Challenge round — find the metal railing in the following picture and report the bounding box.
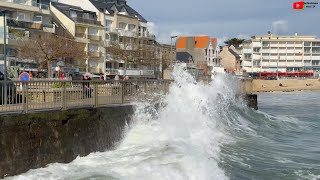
[88,34,101,41]
[88,51,101,58]
[0,80,171,114]
[6,18,43,30]
[0,0,49,10]
[71,17,101,26]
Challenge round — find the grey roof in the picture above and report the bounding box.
[89,0,147,22]
[51,2,102,26]
[52,2,90,13]
[176,52,193,63]
[228,49,241,58]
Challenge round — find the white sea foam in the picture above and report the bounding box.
[6,65,239,180]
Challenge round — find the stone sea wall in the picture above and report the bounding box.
[0,105,134,178]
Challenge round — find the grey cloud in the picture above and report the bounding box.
[128,0,320,43]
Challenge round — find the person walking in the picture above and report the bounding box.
[82,74,92,98]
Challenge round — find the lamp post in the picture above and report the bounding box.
[170,35,178,68]
[0,10,7,81]
[1,10,7,105]
[277,54,279,80]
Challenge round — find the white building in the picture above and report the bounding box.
[57,0,157,78]
[242,33,320,73]
[0,0,55,75]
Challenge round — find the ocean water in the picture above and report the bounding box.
[5,66,320,180]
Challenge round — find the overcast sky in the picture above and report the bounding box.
[129,0,320,44]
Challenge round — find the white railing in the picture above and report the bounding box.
[118,69,155,76]
[0,0,49,10]
[0,80,171,114]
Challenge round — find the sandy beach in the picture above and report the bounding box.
[252,79,320,92]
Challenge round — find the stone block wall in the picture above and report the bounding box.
[0,105,134,178]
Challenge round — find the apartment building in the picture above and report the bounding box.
[51,1,104,74]
[0,0,54,75]
[242,33,320,73]
[219,46,242,73]
[161,43,176,66]
[57,0,158,78]
[176,36,221,75]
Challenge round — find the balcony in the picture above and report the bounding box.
[118,69,155,76]
[88,51,101,58]
[71,17,101,26]
[0,0,49,13]
[75,32,86,38]
[105,68,119,75]
[42,23,55,33]
[88,34,101,41]
[139,32,156,39]
[6,18,43,30]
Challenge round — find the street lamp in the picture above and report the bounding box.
[0,10,7,81]
[170,35,178,67]
[0,10,8,105]
[277,54,279,80]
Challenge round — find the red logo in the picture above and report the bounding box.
[293,1,305,10]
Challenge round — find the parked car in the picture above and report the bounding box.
[0,71,18,105]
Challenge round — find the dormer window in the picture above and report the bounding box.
[110,5,118,13]
[70,10,77,18]
[128,24,135,32]
[119,22,126,29]
[119,7,128,15]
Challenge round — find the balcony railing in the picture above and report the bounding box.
[118,69,155,76]
[109,28,138,37]
[6,18,43,30]
[75,32,86,38]
[88,34,101,41]
[139,32,156,39]
[88,51,101,58]
[105,68,119,75]
[71,17,101,26]
[0,0,49,10]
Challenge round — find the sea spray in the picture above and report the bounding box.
[7,65,246,180]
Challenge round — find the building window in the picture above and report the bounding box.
[33,15,42,22]
[312,47,320,53]
[88,44,98,52]
[128,24,136,32]
[17,13,26,20]
[106,62,112,69]
[262,42,270,47]
[304,42,311,46]
[88,27,98,35]
[70,10,77,18]
[304,47,312,54]
[244,53,252,59]
[119,23,126,29]
[105,20,112,31]
[253,60,260,66]
[313,42,320,47]
[110,34,118,42]
[253,47,260,53]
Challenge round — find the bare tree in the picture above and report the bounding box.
[106,37,160,77]
[17,33,87,78]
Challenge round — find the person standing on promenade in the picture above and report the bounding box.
[82,74,92,98]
